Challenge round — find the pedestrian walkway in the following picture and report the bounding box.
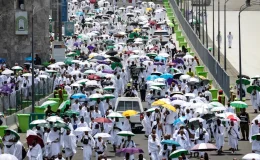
[205,11,260,78]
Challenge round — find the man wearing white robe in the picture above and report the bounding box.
[47,127,60,158]
[82,131,95,160]
[227,121,240,152]
[195,123,209,156]
[142,112,152,137]
[214,119,225,153]
[63,129,77,159]
[13,140,23,160]
[94,137,107,160]
[148,134,160,160]
[250,89,260,113]
[176,130,190,150]
[122,136,136,160]
[3,130,16,154]
[227,32,233,48]
[27,142,42,160]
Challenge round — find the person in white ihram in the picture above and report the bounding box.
[227,32,233,48]
[216,31,222,48]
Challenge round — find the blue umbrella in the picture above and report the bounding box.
[146,75,159,81]
[76,11,84,16]
[173,116,187,125]
[161,140,181,147]
[0,58,6,63]
[93,55,106,60]
[160,73,173,80]
[154,56,166,61]
[25,57,35,62]
[71,93,87,99]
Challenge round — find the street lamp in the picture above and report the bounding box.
[238,1,259,100]
[217,0,220,62]
[31,5,35,113]
[205,1,208,48]
[224,0,231,70]
[212,0,215,56]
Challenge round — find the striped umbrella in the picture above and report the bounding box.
[191,143,217,151]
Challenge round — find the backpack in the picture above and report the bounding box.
[22,146,26,159]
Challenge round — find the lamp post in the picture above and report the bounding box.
[198,0,201,38]
[201,0,205,45]
[224,0,230,70]
[217,0,220,62]
[205,1,208,48]
[212,0,215,56]
[31,5,35,113]
[238,1,259,100]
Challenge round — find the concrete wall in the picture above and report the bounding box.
[6,93,53,130]
[0,0,50,66]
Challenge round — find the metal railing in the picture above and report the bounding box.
[169,0,230,97]
[0,77,54,115]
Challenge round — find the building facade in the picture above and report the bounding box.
[0,0,50,66]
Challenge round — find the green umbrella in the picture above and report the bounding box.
[147,53,158,56]
[103,94,115,99]
[64,57,73,65]
[168,22,174,27]
[4,129,20,140]
[105,40,115,45]
[58,100,71,112]
[40,100,58,108]
[106,45,115,49]
[208,47,213,51]
[64,110,79,116]
[247,85,260,93]
[236,78,250,85]
[251,133,260,140]
[66,52,77,57]
[111,62,122,69]
[117,131,135,137]
[169,149,188,158]
[53,123,67,128]
[103,86,116,90]
[230,101,248,108]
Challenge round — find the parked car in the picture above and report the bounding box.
[114,97,144,131]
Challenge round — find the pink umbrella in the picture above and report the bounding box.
[93,117,112,123]
[191,143,217,152]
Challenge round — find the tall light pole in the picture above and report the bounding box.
[198,0,201,38]
[212,0,215,56]
[205,1,208,48]
[224,0,230,70]
[217,0,220,62]
[238,1,259,100]
[31,5,35,113]
[202,0,205,45]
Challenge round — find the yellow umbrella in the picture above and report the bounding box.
[133,28,141,32]
[162,104,177,112]
[198,75,207,80]
[123,110,138,117]
[152,100,166,106]
[146,8,152,12]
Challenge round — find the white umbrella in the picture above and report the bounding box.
[150,86,162,91]
[84,70,96,74]
[151,82,166,87]
[171,100,186,106]
[2,69,14,75]
[71,60,81,64]
[71,83,82,87]
[46,69,57,73]
[40,100,58,107]
[38,75,49,79]
[30,119,47,125]
[158,53,170,58]
[85,80,99,87]
[75,126,92,132]
[22,73,32,77]
[195,107,209,114]
[94,133,111,138]
[184,93,196,98]
[188,77,199,85]
[143,60,154,66]
[183,55,194,59]
[103,86,115,90]
[107,112,124,118]
[48,64,61,69]
[209,102,224,108]
[76,79,89,84]
[89,93,104,100]
[11,66,23,70]
[210,106,226,112]
[117,131,135,136]
[55,62,65,66]
[189,117,204,123]
[0,154,18,160]
[96,64,112,71]
[134,38,143,42]
[46,116,63,123]
[71,70,81,75]
[180,75,191,81]
[242,153,260,160]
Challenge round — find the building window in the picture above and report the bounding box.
[18,0,24,10]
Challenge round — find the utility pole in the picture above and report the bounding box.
[31,5,35,113]
[59,0,62,41]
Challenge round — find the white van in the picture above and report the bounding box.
[153,30,170,46]
[114,97,144,130]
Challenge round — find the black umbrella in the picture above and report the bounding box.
[130,22,139,26]
[126,39,134,43]
[109,56,121,62]
[237,74,250,79]
[103,16,110,19]
[173,73,184,79]
[106,11,114,15]
[106,50,118,56]
[95,15,102,19]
